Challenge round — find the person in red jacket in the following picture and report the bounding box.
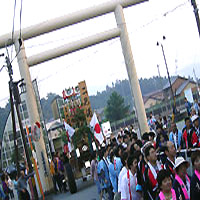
[181,117,199,150]
[144,145,163,200]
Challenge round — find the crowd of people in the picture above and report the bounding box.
[90,108,200,200]
[0,169,34,200]
[0,98,199,200]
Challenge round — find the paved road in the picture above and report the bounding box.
[46,179,99,200]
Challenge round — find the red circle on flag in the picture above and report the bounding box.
[94,123,101,134]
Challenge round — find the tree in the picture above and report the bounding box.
[105,91,130,122]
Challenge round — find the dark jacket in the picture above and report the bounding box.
[173,175,190,200]
[164,158,175,180]
[190,172,200,200]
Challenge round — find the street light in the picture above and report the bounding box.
[19,80,26,94]
[157,36,176,121]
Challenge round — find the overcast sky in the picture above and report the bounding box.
[0,0,200,107]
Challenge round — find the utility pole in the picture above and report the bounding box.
[157,64,165,115]
[193,67,200,101]
[5,55,20,177]
[191,0,200,37]
[160,43,175,101]
[9,82,20,177]
[5,56,39,200]
[157,36,176,121]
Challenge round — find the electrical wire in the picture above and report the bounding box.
[0,0,195,104]
[19,0,23,39]
[10,0,17,60]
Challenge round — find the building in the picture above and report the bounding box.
[1,79,51,170]
[51,80,93,126]
[163,76,197,100]
[46,119,64,154]
[143,89,163,109]
[51,96,65,121]
[143,76,198,109]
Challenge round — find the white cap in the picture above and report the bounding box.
[191,115,199,123]
[175,157,189,169]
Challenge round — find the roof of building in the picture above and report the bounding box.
[143,89,163,103]
[175,79,196,95]
[46,119,63,132]
[162,76,189,90]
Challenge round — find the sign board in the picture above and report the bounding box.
[184,88,194,103]
[101,121,112,138]
[32,122,41,142]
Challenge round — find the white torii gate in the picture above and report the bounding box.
[0,0,149,193]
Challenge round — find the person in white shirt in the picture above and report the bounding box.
[118,152,128,194]
[121,154,142,200]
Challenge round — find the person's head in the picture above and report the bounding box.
[127,154,138,172]
[131,133,138,143]
[148,132,155,142]
[164,141,176,159]
[110,151,115,164]
[160,134,165,143]
[156,124,163,134]
[98,148,105,160]
[185,117,191,129]
[145,145,157,163]
[115,145,124,157]
[111,137,117,145]
[192,115,199,127]
[191,150,200,172]
[123,135,128,144]
[184,97,188,102]
[105,145,110,158]
[157,169,172,192]
[117,135,123,143]
[171,123,177,133]
[191,108,196,116]
[121,151,128,167]
[133,140,143,152]
[175,157,189,179]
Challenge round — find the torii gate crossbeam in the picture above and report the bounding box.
[0,0,147,48]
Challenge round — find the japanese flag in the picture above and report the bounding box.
[90,113,104,144]
[64,121,75,137]
[64,121,75,152]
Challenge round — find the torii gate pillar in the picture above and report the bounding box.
[15,40,53,193]
[115,5,149,134]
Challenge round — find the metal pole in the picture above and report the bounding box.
[191,0,200,38]
[9,81,20,177]
[160,43,176,121]
[160,44,174,100]
[115,5,149,135]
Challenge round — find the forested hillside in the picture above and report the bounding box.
[90,76,168,110]
[0,76,168,138]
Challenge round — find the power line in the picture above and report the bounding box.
[19,0,23,39]
[0,0,194,104]
[11,0,17,60]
